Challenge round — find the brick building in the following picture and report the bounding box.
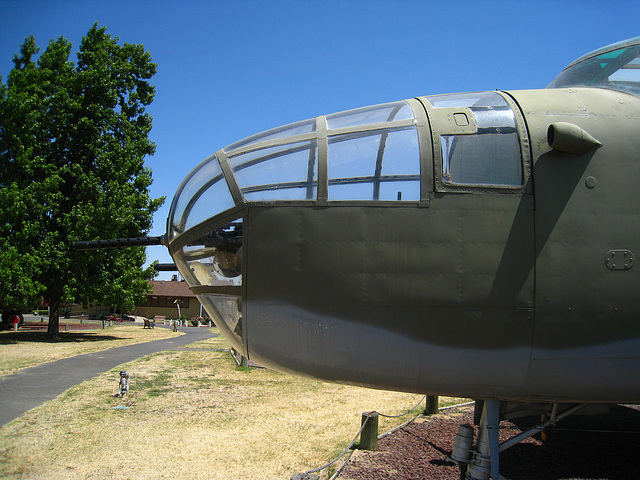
[134,280,203,320]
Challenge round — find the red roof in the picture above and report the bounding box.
[147,280,195,298]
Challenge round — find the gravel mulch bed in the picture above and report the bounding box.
[339,404,640,480]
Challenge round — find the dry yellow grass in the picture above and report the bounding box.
[0,333,466,479]
[0,324,183,377]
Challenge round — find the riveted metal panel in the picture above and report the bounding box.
[510,87,640,402]
[242,196,533,395]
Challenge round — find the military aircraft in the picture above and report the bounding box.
[77,36,640,479]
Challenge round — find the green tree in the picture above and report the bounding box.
[0,24,164,336]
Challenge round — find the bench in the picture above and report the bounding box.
[143,318,155,329]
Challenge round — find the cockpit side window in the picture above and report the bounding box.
[440,134,522,186]
[422,92,524,191]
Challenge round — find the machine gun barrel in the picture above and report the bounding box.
[73,235,166,250]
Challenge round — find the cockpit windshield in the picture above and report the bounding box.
[548,37,640,97]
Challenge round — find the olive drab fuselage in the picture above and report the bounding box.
[168,37,640,404]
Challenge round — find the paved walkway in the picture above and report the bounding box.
[0,326,216,427]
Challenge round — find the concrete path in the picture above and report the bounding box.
[0,326,216,427]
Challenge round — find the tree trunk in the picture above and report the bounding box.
[47,295,60,338]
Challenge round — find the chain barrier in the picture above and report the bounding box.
[378,400,476,442]
[376,395,427,418]
[294,397,475,479]
[293,398,476,480]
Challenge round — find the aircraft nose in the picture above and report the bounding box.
[167,99,429,355]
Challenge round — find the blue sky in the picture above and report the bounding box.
[2,0,639,277]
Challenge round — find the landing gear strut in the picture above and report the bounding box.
[452,400,589,480]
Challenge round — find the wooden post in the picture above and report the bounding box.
[425,395,439,415]
[359,411,379,451]
[240,356,248,368]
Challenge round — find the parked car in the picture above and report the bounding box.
[1,308,24,329]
